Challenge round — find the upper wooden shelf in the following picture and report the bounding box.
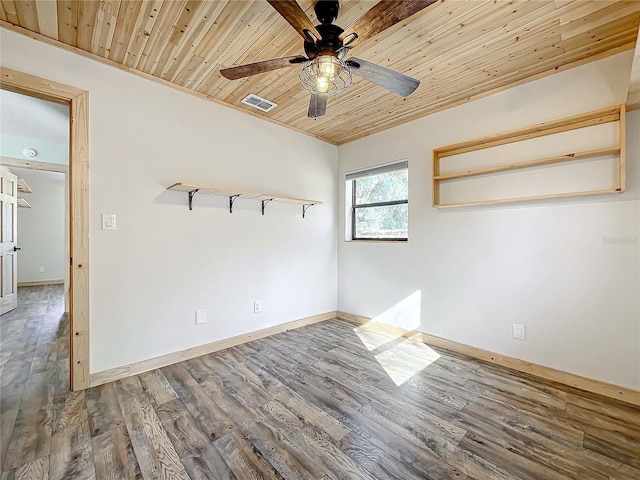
[434,105,621,158]
[167,182,322,218]
[16,177,32,193]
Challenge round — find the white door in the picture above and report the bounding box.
[1,167,18,315]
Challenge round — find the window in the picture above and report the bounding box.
[346,161,408,241]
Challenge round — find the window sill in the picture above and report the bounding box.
[346,239,408,243]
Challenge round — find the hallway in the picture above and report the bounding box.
[1,285,70,478]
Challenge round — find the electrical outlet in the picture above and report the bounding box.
[195,309,206,325]
[39,266,45,273]
[254,301,262,313]
[512,323,526,340]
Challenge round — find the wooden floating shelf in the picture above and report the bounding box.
[436,188,621,209]
[17,197,32,208]
[167,182,322,218]
[435,105,621,158]
[433,147,621,181]
[433,105,626,208]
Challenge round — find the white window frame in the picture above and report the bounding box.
[345,160,408,242]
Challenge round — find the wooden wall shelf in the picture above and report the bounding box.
[432,105,626,207]
[167,182,322,218]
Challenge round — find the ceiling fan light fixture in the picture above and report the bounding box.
[299,55,351,96]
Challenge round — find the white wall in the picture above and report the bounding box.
[1,29,338,373]
[338,52,640,390]
[14,168,66,283]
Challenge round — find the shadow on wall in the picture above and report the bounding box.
[353,291,441,386]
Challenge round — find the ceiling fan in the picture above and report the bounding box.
[220,0,438,118]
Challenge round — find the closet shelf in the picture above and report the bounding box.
[167,182,322,218]
[17,177,32,193]
[17,197,32,208]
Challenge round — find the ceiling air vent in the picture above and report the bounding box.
[241,94,277,112]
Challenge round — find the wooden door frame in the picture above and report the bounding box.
[1,67,90,391]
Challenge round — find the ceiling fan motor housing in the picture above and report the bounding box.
[315,0,340,24]
[305,23,345,59]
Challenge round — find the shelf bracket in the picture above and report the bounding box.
[302,203,315,219]
[229,194,241,213]
[188,189,199,211]
[261,198,274,215]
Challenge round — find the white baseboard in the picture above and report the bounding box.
[337,311,640,407]
[18,279,64,287]
[90,310,337,388]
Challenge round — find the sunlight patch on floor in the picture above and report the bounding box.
[353,291,440,385]
[354,291,421,351]
[374,333,440,386]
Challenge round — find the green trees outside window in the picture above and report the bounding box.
[351,166,408,240]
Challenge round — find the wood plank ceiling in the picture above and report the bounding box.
[1,1,639,145]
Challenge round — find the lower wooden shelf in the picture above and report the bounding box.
[17,197,32,208]
[436,188,621,208]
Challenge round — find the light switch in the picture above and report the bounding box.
[102,214,116,231]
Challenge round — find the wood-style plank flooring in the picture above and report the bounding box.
[2,285,640,479]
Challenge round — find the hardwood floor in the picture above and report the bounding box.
[2,286,639,479]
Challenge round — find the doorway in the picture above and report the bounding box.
[12,168,67,290]
[1,68,90,391]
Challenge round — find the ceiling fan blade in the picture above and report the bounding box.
[220,56,307,80]
[266,0,320,41]
[341,0,438,44]
[308,94,328,118]
[347,58,419,97]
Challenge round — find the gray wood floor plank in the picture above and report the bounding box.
[184,359,327,480]
[207,352,351,443]
[199,354,272,409]
[239,345,373,411]
[1,456,49,480]
[213,430,284,480]
[3,388,52,471]
[85,383,142,479]
[85,383,126,438]
[90,426,142,480]
[114,377,190,480]
[161,362,236,441]
[259,400,375,480]
[336,431,466,480]
[0,381,26,470]
[138,369,179,407]
[235,415,325,480]
[52,391,87,433]
[155,398,235,479]
[48,421,95,480]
